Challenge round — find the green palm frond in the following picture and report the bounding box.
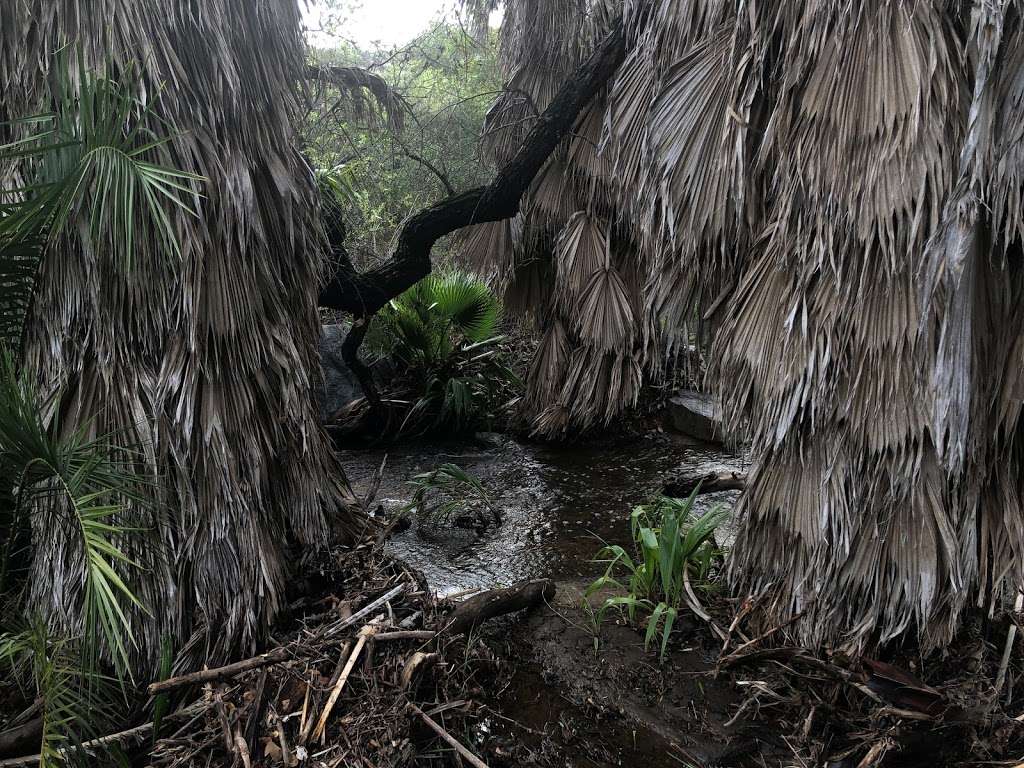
[1,619,127,768]
[363,270,516,436]
[0,230,43,352]
[404,462,501,526]
[0,349,149,678]
[0,53,201,357]
[316,163,360,210]
[426,271,501,342]
[371,272,500,361]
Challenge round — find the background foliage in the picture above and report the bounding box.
[304,4,502,268]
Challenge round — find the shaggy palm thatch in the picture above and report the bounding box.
[0,0,353,669]
[467,0,1024,651]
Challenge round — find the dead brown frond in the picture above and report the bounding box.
[305,64,409,133]
[473,0,1024,651]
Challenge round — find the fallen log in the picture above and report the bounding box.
[444,579,555,635]
[663,471,746,498]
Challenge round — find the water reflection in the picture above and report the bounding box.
[338,433,746,597]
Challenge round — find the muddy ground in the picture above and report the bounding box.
[477,581,773,767]
[467,581,1022,768]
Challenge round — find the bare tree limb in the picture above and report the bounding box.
[318,21,626,318]
[400,146,456,196]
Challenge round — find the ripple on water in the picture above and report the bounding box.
[338,433,747,597]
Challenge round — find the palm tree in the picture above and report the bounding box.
[468,0,1024,651]
[0,0,355,669]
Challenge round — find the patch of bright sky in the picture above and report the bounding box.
[303,0,493,49]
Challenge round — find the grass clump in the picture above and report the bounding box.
[586,491,727,660]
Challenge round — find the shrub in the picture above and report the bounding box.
[366,270,521,435]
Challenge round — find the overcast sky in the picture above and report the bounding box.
[302,0,461,48]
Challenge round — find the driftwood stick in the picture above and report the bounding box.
[270,711,295,768]
[244,669,269,762]
[409,703,490,768]
[997,590,1023,692]
[375,630,437,642]
[400,652,440,690]
[718,610,807,667]
[309,628,375,744]
[297,642,350,746]
[213,689,233,753]
[233,728,252,768]
[298,682,311,742]
[682,568,728,642]
[856,738,894,768]
[148,647,292,695]
[444,579,555,635]
[322,584,407,638]
[663,471,746,498]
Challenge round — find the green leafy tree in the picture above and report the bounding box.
[304,13,502,268]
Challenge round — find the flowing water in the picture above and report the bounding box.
[339,431,746,597]
[339,431,751,765]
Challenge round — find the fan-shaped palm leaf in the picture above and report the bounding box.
[0,57,201,358]
[426,271,502,342]
[555,211,609,301]
[576,266,635,353]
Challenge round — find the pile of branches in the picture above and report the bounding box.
[0,546,553,768]
[148,548,553,768]
[711,598,1024,767]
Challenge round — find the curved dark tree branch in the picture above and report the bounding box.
[318,21,627,318]
[400,146,456,196]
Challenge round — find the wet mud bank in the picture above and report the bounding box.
[479,581,774,767]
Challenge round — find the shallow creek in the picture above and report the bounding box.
[339,431,746,597]
[340,432,752,765]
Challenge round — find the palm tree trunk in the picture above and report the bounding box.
[473,0,1024,651]
[1,0,355,669]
